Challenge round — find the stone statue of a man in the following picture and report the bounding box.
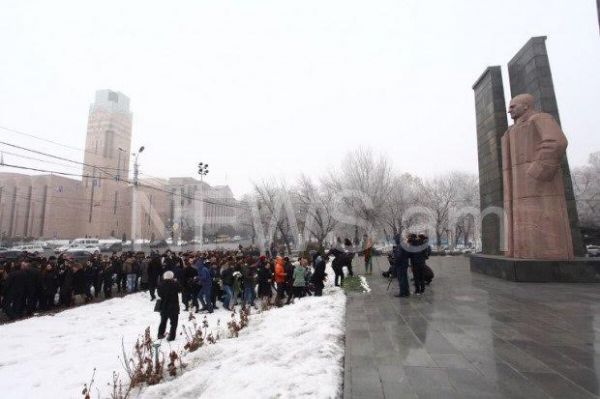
[501,94,574,260]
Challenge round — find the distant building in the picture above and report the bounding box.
[81,90,133,238]
[0,90,241,240]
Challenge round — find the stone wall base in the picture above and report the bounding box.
[469,254,600,282]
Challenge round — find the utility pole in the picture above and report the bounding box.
[88,168,96,223]
[197,162,209,249]
[131,146,144,251]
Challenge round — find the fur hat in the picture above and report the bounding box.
[163,271,174,280]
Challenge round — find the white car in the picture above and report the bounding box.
[56,238,101,254]
[587,245,600,257]
[13,244,45,253]
[64,245,100,255]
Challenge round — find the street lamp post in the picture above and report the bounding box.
[197,162,209,249]
[132,146,145,251]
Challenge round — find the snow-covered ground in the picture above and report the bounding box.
[0,268,345,398]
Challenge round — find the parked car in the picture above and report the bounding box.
[100,241,123,252]
[13,244,45,253]
[55,238,101,254]
[587,245,600,257]
[149,239,168,249]
[0,250,26,264]
[63,250,93,263]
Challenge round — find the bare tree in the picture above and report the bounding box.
[572,151,600,228]
[253,179,298,254]
[382,173,419,241]
[325,148,393,242]
[236,194,257,244]
[450,173,479,247]
[294,175,338,250]
[419,173,460,249]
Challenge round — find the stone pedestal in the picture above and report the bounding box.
[469,254,600,283]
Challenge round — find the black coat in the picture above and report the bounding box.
[102,264,114,285]
[41,267,59,295]
[147,257,162,286]
[5,269,27,297]
[25,267,41,298]
[328,248,346,271]
[72,269,87,295]
[158,279,180,315]
[393,246,410,269]
[182,266,199,291]
[311,256,326,284]
[221,267,234,287]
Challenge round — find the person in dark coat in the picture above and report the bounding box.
[111,253,125,293]
[59,263,74,307]
[256,258,273,303]
[196,258,213,313]
[4,261,27,319]
[72,263,87,302]
[311,252,326,296]
[24,261,41,316]
[343,238,355,277]
[91,255,103,298]
[101,258,114,298]
[242,261,257,307]
[40,259,58,310]
[393,239,411,298]
[157,270,180,341]
[181,261,199,311]
[408,235,428,295]
[147,254,162,301]
[221,262,235,310]
[327,248,345,287]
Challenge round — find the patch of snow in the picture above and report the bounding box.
[359,275,371,293]
[0,260,346,398]
[143,289,345,399]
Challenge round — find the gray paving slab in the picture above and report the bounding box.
[343,255,600,399]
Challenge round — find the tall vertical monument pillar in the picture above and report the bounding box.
[472,67,508,255]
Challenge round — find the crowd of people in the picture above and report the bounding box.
[0,247,329,327]
[153,250,328,340]
[1,234,433,342]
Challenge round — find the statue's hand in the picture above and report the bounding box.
[526,160,559,181]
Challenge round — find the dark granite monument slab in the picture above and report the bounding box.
[472,67,508,255]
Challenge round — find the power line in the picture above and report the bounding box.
[0,140,125,178]
[0,161,249,210]
[0,125,90,154]
[1,150,83,171]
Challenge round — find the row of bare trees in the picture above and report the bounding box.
[236,148,600,254]
[572,151,600,228]
[238,148,480,252]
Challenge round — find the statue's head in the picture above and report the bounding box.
[508,94,535,121]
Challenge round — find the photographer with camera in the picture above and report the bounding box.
[409,234,431,296]
[393,236,411,298]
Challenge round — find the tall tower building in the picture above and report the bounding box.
[82,90,133,238]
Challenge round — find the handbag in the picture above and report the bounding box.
[153,298,162,312]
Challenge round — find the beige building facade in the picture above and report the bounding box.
[0,90,240,241]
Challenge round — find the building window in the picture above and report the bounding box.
[104,130,114,159]
[108,91,118,103]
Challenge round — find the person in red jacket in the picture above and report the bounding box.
[274,256,287,307]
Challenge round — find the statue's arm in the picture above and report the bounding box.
[527,115,568,181]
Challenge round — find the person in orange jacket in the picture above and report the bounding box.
[274,256,287,307]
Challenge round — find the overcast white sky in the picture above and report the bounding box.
[0,0,599,197]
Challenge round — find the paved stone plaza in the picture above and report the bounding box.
[344,256,600,399]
